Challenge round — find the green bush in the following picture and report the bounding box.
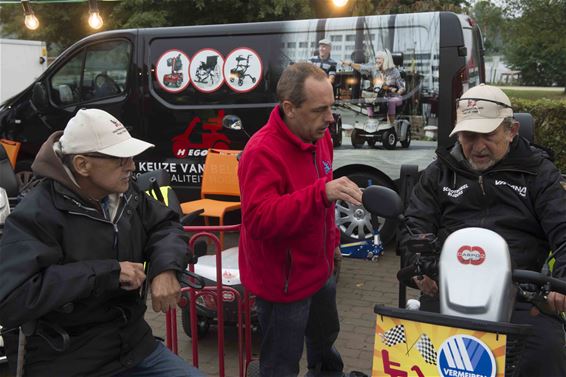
[511,98,566,172]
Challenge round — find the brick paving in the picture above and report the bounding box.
[145,243,419,377]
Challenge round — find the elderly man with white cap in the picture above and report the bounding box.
[0,109,204,376]
[398,84,566,376]
[308,38,338,84]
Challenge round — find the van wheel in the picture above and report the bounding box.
[181,306,210,339]
[382,129,397,150]
[400,127,411,148]
[335,171,397,246]
[351,129,364,149]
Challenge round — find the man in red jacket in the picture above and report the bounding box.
[238,63,363,377]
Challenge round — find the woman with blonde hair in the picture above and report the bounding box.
[343,49,405,124]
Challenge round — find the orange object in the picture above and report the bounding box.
[0,139,21,168]
[180,148,241,248]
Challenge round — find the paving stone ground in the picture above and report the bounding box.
[145,241,419,377]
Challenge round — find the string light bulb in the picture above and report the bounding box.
[88,0,103,30]
[21,0,39,31]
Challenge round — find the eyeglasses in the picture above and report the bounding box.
[457,97,513,109]
[81,153,133,167]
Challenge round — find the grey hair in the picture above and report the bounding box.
[501,117,516,131]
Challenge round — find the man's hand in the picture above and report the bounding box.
[413,275,438,297]
[325,176,362,205]
[119,261,146,291]
[150,270,182,313]
[547,291,566,314]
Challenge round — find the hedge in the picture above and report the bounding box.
[511,98,566,172]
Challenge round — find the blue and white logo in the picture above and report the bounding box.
[322,160,331,174]
[437,335,496,377]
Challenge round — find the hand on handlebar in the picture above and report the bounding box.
[325,176,362,206]
[547,291,566,314]
[413,275,438,297]
[150,270,182,313]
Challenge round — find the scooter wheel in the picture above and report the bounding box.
[246,360,260,377]
[181,305,210,339]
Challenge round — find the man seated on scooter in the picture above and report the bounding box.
[238,63,363,377]
[399,84,566,377]
[0,109,204,377]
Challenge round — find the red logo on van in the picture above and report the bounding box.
[172,109,231,158]
[457,245,486,265]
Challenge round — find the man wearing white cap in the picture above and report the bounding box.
[399,84,566,376]
[0,109,204,376]
[308,38,337,84]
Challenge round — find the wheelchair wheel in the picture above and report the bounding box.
[351,129,365,149]
[400,126,411,148]
[382,129,397,150]
[181,305,210,339]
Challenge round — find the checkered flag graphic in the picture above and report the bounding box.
[380,324,407,347]
[416,333,437,365]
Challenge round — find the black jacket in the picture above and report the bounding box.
[401,136,566,280]
[0,132,190,376]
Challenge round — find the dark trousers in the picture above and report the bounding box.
[511,302,566,377]
[255,276,344,377]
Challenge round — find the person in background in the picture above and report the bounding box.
[0,108,204,377]
[238,63,362,377]
[400,84,566,376]
[309,38,338,85]
[343,49,405,124]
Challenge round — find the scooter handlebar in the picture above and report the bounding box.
[512,269,566,295]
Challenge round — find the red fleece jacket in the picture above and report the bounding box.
[238,105,340,303]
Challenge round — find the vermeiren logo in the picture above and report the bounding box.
[457,245,486,265]
[437,335,496,377]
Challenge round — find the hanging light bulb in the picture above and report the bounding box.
[88,0,103,30]
[332,0,349,7]
[21,0,39,31]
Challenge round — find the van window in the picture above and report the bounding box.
[50,40,131,106]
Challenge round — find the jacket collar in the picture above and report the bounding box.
[269,105,317,153]
[436,136,543,176]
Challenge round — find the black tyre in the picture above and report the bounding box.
[181,305,210,339]
[332,114,343,147]
[335,171,397,246]
[382,129,397,150]
[246,360,260,377]
[400,126,411,148]
[350,128,364,149]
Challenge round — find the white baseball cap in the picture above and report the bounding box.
[319,38,331,46]
[59,109,154,157]
[449,84,514,137]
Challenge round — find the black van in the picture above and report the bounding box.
[0,11,484,244]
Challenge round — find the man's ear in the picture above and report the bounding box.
[281,100,295,119]
[72,155,91,177]
[509,120,520,140]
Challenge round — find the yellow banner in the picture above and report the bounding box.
[373,314,507,377]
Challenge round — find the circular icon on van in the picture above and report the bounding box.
[190,49,225,93]
[224,48,262,93]
[155,49,190,93]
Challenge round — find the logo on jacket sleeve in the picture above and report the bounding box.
[323,160,331,174]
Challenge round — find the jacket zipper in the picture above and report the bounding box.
[478,175,485,196]
[66,194,131,255]
[284,248,292,294]
[312,151,330,276]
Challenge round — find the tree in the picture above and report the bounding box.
[502,0,566,89]
[470,0,506,55]
[0,0,315,55]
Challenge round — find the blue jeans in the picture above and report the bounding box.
[113,342,205,377]
[255,276,344,377]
